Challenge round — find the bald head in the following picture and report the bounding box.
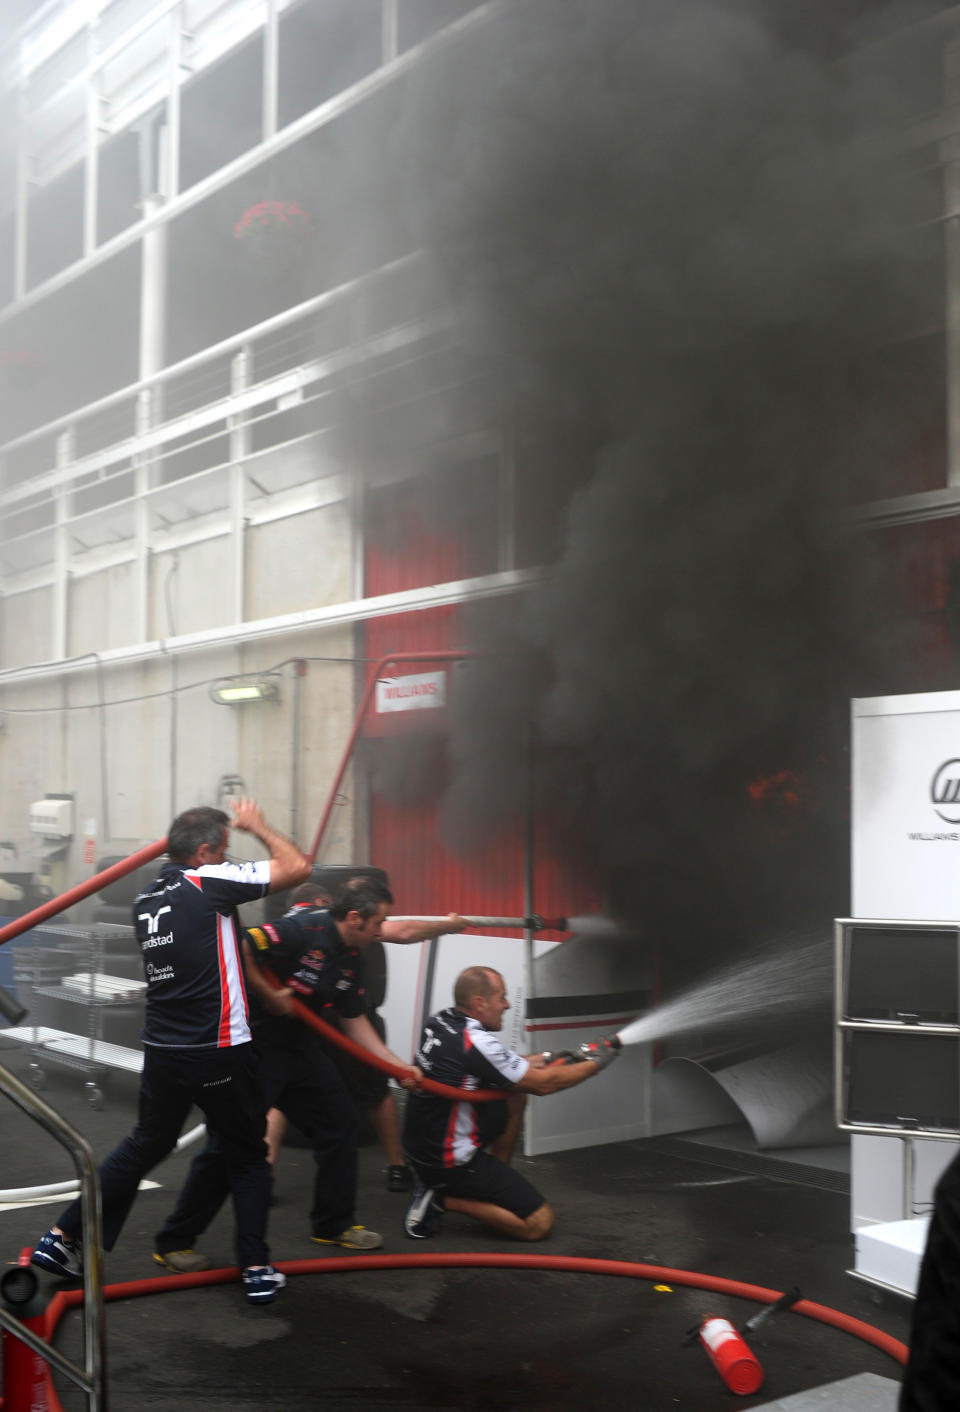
[454,966,510,1031]
[454,966,499,1008]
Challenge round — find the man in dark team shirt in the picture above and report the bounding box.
[402,965,619,1242]
[263,878,468,1194]
[31,798,310,1306]
[152,878,420,1256]
[899,1149,960,1410]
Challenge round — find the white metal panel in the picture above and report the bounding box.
[852,690,960,921]
[379,933,558,1076]
[850,692,960,1292]
[855,1218,928,1295]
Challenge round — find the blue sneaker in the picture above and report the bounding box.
[241,1264,286,1305]
[31,1229,83,1279]
[404,1179,443,1240]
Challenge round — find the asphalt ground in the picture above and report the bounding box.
[0,1042,910,1412]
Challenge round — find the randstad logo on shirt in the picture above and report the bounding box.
[142,933,174,949]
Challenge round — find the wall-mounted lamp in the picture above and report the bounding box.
[210,677,280,705]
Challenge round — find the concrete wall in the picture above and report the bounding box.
[0,499,359,900]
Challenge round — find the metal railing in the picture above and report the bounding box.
[0,252,462,597]
[0,1056,107,1410]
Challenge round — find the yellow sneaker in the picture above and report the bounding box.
[310,1225,383,1251]
[153,1248,210,1274]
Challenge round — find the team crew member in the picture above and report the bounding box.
[31,799,310,1306]
[153,878,421,1257]
[265,881,468,1193]
[899,1148,960,1409]
[402,965,619,1241]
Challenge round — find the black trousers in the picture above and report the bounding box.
[900,1148,960,1411]
[57,1042,271,1270]
[156,1034,358,1248]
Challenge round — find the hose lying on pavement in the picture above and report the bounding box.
[0,1124,207,1207]
[18,1252,906,1412]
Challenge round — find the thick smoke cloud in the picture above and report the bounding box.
[381,0,941,963]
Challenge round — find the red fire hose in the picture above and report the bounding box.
[0,837,506,1103]
[0,861,511,1104]
[0,842,168,950]
[257,966,507,1101]
[5,1254,905,1412]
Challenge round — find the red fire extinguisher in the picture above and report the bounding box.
[2,1256,51,1412]
[698,1315,765,1395]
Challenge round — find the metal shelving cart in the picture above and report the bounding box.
[4,921,144,1108]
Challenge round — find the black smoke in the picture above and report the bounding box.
[380,0,944,966]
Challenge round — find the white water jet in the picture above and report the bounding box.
[617,933,832,1047]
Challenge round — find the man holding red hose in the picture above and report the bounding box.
[31,798,310,1306]
[402,965,619,1241]
[152,877,420,1261]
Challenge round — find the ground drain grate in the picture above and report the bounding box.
[641,1136,851,1195]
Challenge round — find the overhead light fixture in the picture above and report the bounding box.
[210,677,280,705]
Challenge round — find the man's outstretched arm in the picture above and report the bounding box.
[230,797,311,893]
[381,914,468,944]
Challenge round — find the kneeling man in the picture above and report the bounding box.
[402,965,619,1241]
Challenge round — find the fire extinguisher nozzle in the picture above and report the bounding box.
[0,1265,39,1308]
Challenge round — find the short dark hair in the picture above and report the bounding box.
[167,807,230,864]
[329,878,393,921]
[290,881,332,906]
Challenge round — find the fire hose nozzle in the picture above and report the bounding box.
[522,915,568,932]
[576,1035,622,1070]
[741,1285,803,1335]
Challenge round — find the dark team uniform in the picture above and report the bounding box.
[156,903,370,1249]
[245,902,367,1032]
[402,1007,543,1219]
[136,860,270,1048]
[900,1149,960,1410]
[310,940,391,1114]
[56,859,274,1270]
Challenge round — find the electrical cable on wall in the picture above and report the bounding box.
[0,655,382,716]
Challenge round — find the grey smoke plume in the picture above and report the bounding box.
[385,0,941,954]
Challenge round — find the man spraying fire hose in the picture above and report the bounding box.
[402,965,621,1241]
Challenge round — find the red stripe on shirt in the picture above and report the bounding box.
[441,1029,481,1167]
[216,913,232,1047]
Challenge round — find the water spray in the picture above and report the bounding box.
[613,932,832,1049]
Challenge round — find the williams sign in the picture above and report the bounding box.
[931,759,960,824]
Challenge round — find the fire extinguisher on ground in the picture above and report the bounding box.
[2,1254,52,1412]
[697,1315,765,1395]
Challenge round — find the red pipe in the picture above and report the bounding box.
[258,965,505,1102]
[307,649,475,862]
[0,650,475,948]
[0,822,505,1100]
[0,651,475,950]
[12,1254,906,1412]
[0,841,168,950]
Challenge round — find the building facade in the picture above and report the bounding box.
[0,0,595,928]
